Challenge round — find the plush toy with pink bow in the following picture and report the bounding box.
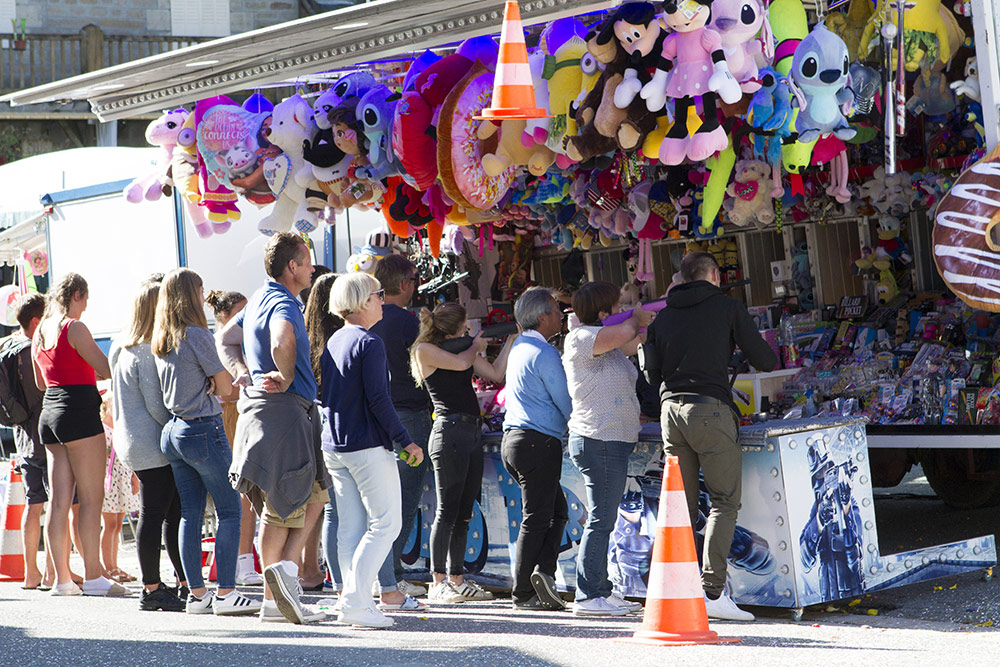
[641,0,743,165]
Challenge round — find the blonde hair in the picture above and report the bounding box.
[409,302,466,386]
[330,272,379,318]
[123,281,161,348]
[151,268,207,356]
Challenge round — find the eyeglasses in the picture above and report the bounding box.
[371,289,385,302]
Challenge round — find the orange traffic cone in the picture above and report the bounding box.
[476,1,547,120]
[622,456,739,646]
[0,461,27,581]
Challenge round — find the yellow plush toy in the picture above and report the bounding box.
[824,0,873,61]
[859,0,951,72]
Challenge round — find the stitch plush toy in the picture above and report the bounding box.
[711,0,773,93]
[641,0,743,164]
[124,108,188,203]
[724,160,775,228]
[789,25,856,144]
[354,85,403,182]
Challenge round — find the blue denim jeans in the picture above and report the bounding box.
[383,407,432,585]
[568,433,636,602]
[324,447,402,614]
[161,414,242,590]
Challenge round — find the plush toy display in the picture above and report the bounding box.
[194,97,242,231]
[354,85,403,181]
[170,112,215,238]
[260,94,322,235]
[824,0,874,61]
[906,59,957,117]
[197,97,276,206]
[950,57,980,102]
[641,0,742,164]
[747,68,793,197]
[856,215,913,271]
[724,160,776,228]
[124,108,188,203]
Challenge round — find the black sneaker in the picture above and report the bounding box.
[513,594,556,611]
[529,571,567,610]
[172,584,189,601]
[140,583,186,612]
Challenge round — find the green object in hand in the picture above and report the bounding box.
[399,450,420,467]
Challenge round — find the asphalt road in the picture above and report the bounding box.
[1,466,996,665]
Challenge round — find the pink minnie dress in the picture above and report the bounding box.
[663,28,723,98]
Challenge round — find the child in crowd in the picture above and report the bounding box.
[100,390,140,583]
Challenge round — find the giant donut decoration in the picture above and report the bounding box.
[438,63,515,211]
[933,144,1000,311]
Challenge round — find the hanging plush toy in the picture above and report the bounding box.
[824,0,874,61]
[194,97,242,232]
[710,0,773,94]
[859,0,952,73]
[197,96,277,206]
[789,25,856,144]
[260,94,322,235]
[641,0,742,164]
[124,108,188,203]
[747,68,793,197]
[170,112,214,238]
[906,59,957,117]
[950,57,980,102]
[354,85,403,182]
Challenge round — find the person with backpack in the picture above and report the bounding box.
[3,294,55,590]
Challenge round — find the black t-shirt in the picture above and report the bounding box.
[425,337,481,417]
[369,304,430,412]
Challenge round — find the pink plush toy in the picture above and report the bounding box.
[710,0,773,93]
[641,0,743,164]
[123,108,188,203]
[195,97,241,231]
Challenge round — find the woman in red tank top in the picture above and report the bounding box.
[32,273,124,597]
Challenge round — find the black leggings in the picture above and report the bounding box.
[134,464,184,586]
[428,418,483,576]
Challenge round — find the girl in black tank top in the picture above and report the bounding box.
[410,303,516,598]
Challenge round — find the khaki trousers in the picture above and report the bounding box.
[661,397,741,598]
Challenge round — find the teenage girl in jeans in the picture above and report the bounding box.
[411,303,515,603]
[152,268,260,616]
[32,272,125,597]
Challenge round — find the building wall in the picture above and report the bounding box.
[15,0,300,37]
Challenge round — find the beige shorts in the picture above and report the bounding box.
[261,481,327,528]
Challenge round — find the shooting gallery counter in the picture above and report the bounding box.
[401,418,995,620]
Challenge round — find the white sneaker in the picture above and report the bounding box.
[704,593,755,621]
[427,580,466,604]
[573,597,629,617]
[186,591,216,614]
[397,580,427,597]
[236,554,263,586]
[338,604,394,628]
[453,580,494,601]
[607,592,642,613]
[213,590,263,616]
[261,602,326,623]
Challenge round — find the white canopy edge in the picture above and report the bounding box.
[0,0,615,122]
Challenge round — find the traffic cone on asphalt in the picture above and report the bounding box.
[0,461,27,581]
[622,456,739,646]
[476,1,548,120]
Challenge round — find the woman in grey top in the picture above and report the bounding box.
[110,278,187,612]
[152,268,260,617]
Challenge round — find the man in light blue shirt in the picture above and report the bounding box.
[501,287,572,610]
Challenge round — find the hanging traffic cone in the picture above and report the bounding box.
[476,1,548,120]
[621,456,739,646]
[0,461,27,581]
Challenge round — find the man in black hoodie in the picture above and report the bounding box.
[642,252,777,622]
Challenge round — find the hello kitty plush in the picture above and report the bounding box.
[641,0,743,164]
[260,95,322,235]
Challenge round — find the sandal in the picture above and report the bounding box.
[110,568,137,583]
[378,594,427,611]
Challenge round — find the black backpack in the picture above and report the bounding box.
[0,335,31,427]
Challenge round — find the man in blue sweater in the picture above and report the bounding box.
[502,287,573,610]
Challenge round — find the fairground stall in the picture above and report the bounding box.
[3,0,1000,617]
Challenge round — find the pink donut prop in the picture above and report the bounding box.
[438,64,515,211]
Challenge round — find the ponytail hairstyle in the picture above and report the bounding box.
[204,289,247,324]
[304,272,344,385]
[409,302,466,386]
[151,268,208,357]
[39,272,88,347]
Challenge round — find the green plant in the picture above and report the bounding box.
[11,18,26,40]
[0,130,23,165]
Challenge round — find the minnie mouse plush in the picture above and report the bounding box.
[641,0,742,164]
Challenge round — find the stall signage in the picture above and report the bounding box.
[836,296,868,319]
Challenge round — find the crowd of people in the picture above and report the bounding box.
[7,233,775,627]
